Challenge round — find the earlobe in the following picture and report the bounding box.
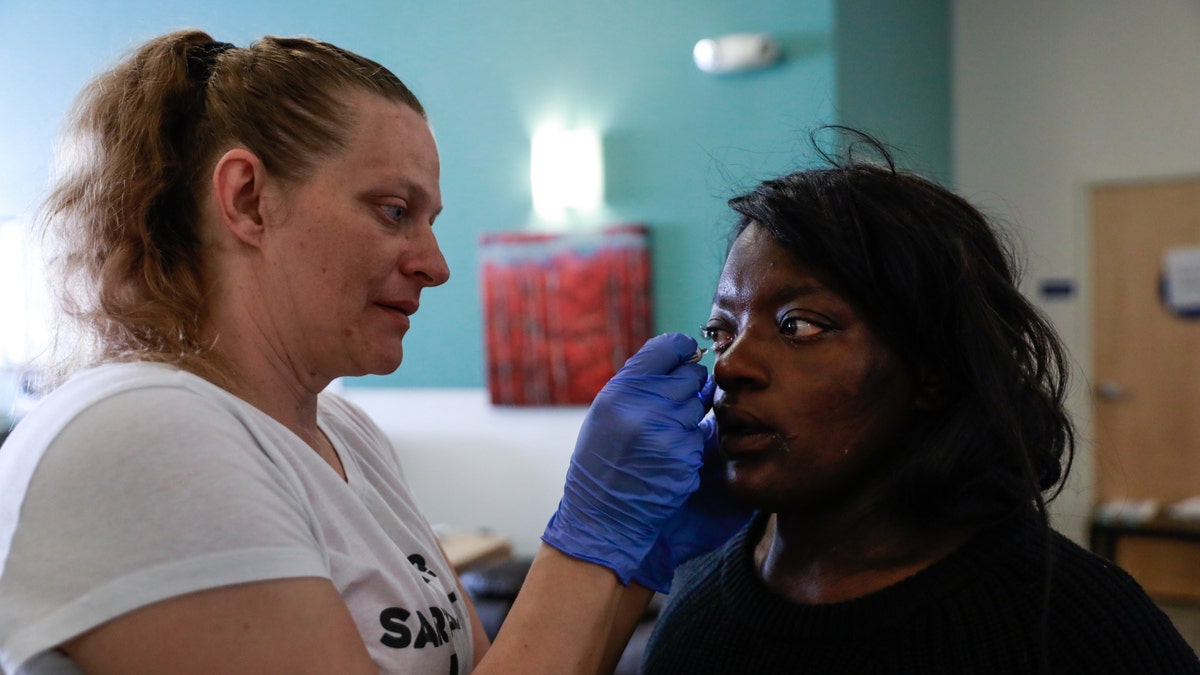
[212,148,268,248]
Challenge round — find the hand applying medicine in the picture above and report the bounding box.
[542,333,710,584]
[633,384,755,593]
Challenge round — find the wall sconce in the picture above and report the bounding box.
[530,124,604,222]
[693,33,781,74]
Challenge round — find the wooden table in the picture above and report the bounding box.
[439,531,513,572]
[1090,514,1200,562]
[1090,514,1200,603]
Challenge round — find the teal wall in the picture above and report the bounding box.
[835,0,951,183]
[0,0,948,388]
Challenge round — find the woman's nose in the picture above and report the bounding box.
[713,331,769,392]
[406,224,450,287]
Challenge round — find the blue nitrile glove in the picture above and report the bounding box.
[632,386,755,593]
[542,333,710,584]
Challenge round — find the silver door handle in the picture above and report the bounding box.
[1096,380,1128,401]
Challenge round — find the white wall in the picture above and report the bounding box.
[342,388,586,557]
[953,0,1200,542]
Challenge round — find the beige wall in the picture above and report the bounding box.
[953,0,1200,542]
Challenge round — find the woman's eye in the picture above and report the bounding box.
[780,314,825,339]
[700,324,733,351]
[380,204,407,222]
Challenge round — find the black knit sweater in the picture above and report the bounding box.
[643,511,1200,674]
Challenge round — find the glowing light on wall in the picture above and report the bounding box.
[530,124,604,222]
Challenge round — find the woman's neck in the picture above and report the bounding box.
[200,324,345,479]
[754,510,975,605]
[223,370,347,481]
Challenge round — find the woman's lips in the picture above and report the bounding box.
[378,298,419,316]
[720,430,782,459]
[376,302,414,330]
[715,408,782,459]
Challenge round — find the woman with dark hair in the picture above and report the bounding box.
[642,130,1200,674]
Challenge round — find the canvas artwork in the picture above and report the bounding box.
[479,224,654,406]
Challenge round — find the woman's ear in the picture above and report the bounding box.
[212,148,269,249]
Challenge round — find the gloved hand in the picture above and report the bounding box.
[542,333,709,584]
[632,387,755,593]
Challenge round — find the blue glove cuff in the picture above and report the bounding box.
[541,508,649,585]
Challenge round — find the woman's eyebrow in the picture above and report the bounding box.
[711,280,831,307]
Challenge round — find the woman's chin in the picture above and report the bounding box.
[341,348,404,380]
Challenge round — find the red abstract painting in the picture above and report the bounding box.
[479,224,654,406]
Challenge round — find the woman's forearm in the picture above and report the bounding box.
[475,545,650,675]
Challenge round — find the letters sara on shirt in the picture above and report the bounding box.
[378,605,462,649]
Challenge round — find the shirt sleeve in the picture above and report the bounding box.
[1,384,330,668]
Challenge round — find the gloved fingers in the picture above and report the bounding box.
[680,395,709,429]
[699,374,716,409]
[699,413,718,452]
[600,388,709,432]
[616,333,700,377]
[604,364,708,403]
[662,394,708,431]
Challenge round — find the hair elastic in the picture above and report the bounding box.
[187,41,236,84]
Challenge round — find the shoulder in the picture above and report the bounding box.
[15,362,245,439]
[0,366,333,674]
[1043,529,1171,620]
[1022,526,1200,670]
[3,363,245,491]
[3,362,321,531]
[963,514,1155,608]
[1042,526,1163,610]
[15,363,273,472]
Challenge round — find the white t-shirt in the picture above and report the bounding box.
[0,362,473,674]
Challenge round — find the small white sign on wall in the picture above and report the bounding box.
[1163,246,1200,314]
